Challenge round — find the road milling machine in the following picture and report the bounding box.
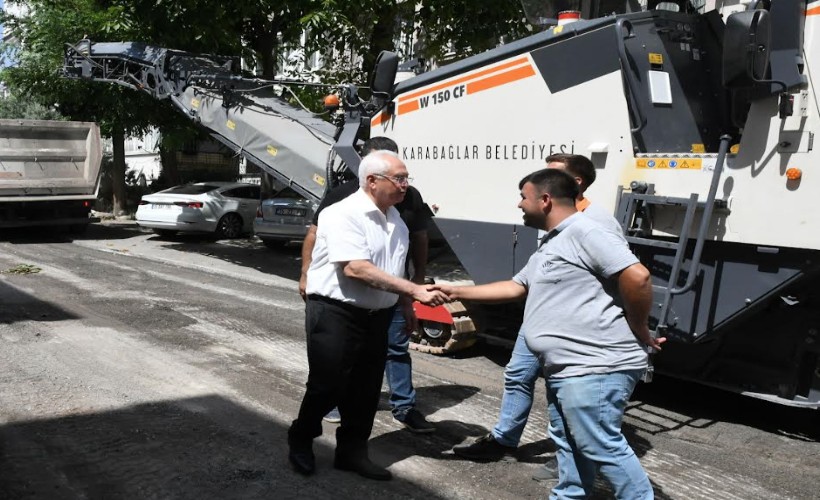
[64,0,820,407]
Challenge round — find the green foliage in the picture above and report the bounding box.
[0,93,66,120]
[1,263,42,275]
[299,0,412,83]
[0,0,532,145]
[0,0,157,137]
[292,0,529,85]
[417,0,530,64]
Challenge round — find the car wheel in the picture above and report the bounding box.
[153,229,178,237]
[262,239,287,250]
[216,213,243,239]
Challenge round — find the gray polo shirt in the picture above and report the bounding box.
[583,201,624,235]
[514,212,647,378]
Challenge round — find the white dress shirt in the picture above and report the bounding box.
[306,188,409,310]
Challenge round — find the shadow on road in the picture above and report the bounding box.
[75,222,148,241]
[0,395,452,500]
[631,374,819,441]
[369,388,672,500]
[0,280,78,325]
[0,226,83,244]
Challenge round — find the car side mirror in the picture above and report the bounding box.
[369,51,398,98]
[723,9,771,89]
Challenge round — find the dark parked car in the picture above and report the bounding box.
[253,188,317,248]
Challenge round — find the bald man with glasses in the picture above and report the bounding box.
[288,149,446,481]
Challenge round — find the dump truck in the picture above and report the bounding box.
[0,119,102,231]
[63,0,819,408]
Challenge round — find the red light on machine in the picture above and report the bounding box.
[323,94,340,112]
[558,10,581,25]
[786,168,802,180]
[82,200,91,207]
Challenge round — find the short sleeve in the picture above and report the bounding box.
[577,226,638,278]
[322,208,371,263]
[512,252,537,288]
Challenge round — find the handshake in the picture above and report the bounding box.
[410,284,459,307]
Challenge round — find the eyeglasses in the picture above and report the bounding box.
[374,174,413,186]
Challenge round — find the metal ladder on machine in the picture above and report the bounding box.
[615,136,732,382]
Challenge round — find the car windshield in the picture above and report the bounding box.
[165,184,220,195]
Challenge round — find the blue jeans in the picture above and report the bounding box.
[385,308,415,416]
[491,330,542,447]
[547,369,652,500]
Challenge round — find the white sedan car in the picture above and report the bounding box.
[136,182,261,239]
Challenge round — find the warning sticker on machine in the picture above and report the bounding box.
[636,158,703,170]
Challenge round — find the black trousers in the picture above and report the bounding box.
[289,295,394,454]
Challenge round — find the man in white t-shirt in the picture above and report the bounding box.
[287,151,447,481]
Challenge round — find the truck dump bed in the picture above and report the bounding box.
[0,119,102,200]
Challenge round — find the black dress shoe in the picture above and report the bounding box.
[289,448,315,475]
[287,430,315,475]
[334,455,392,481]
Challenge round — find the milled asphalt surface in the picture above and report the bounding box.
[0,221,817,499]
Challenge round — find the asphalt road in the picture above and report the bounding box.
[0,222,817,499]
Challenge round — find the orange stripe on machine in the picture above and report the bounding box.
[808,5,820,15]
[371,111,387,127]
[466,65,537,95]
[391,58,535,118]
[401,56,530,101]
[397,100,420,115]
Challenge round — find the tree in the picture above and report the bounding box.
[415,0,530,65]
[1,0,165,215]
[1,0,531,216]
[300,0,411,84]
[0,93,65,120]
[116,0,323,78]
[299,0,528,86]
[1,0,328,214]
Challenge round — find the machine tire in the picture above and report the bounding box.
[409,301,477,355]
[216,213,243,239]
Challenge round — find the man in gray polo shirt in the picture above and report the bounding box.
[437,168,665,499]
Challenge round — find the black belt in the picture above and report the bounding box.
[307,294,394,316]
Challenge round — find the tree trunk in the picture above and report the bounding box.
[363,1,399,77]
[159,143,180,187]
[111,127,127,216]
[255,30,278,78]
